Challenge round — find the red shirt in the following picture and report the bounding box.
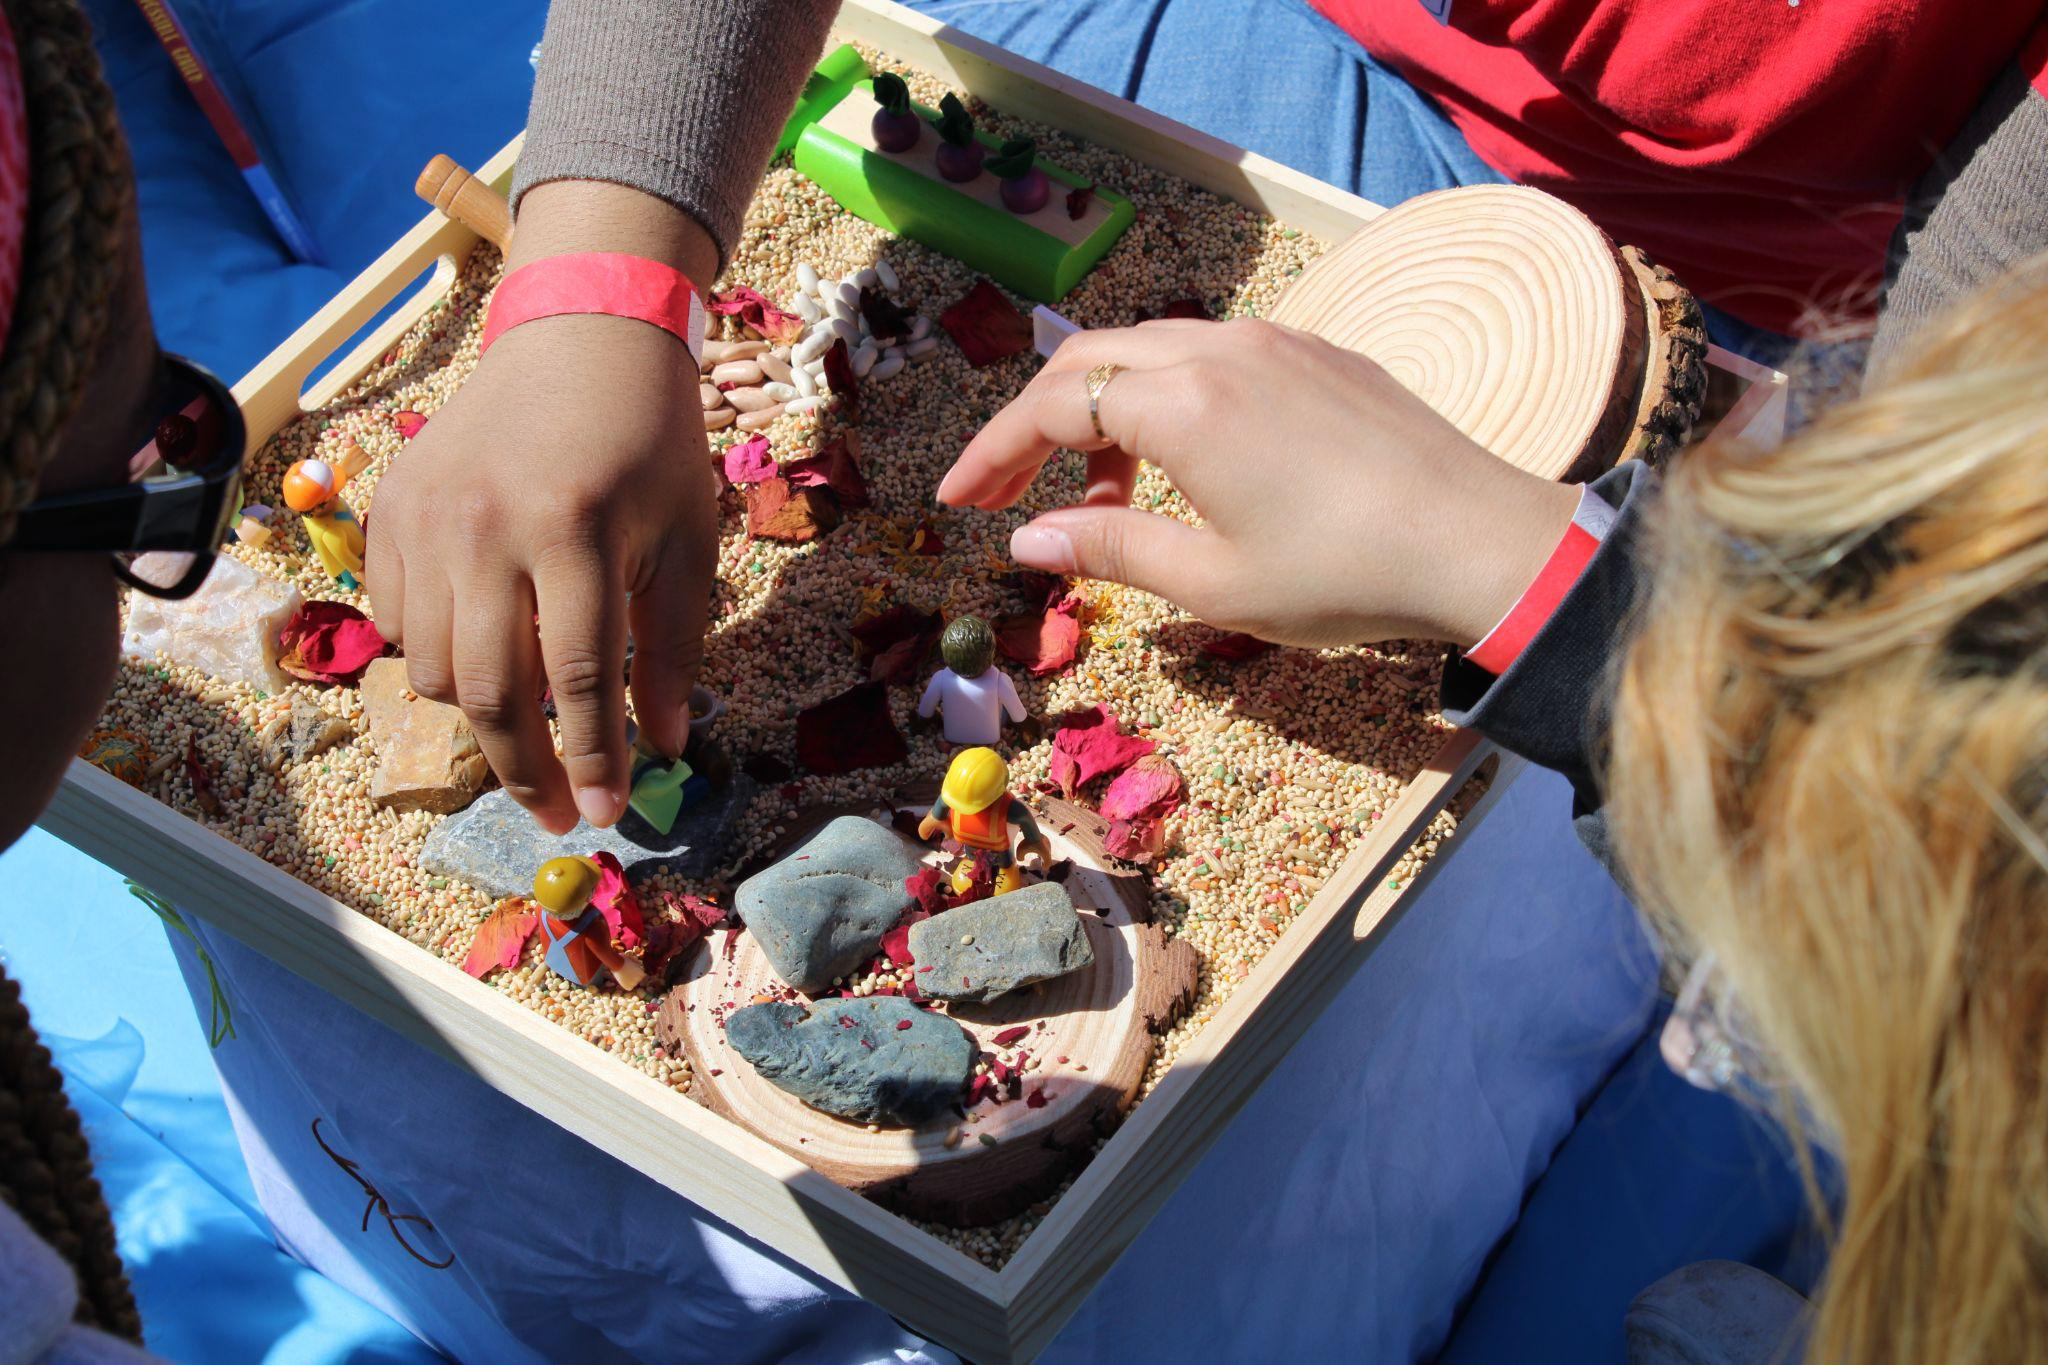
[1312,0,2048,334]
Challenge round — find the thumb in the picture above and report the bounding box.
[1011,507,1220,610]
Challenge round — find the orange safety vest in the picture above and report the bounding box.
[947,793,1011,851]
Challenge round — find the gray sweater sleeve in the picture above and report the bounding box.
[513,0,843,270]
[1868,63,2048,379]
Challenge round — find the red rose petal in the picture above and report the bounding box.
[896,1019,913,1030]
[938,280,1033,367]
[392,410,426,440]
[992,1025,1030,1047]
[746,477,841,543]
[1099,753,1185,822]
[852,602,940,686]
[795,681,908,775]
[277,601,391,686]
[709,286,805,345]
[1026,1087,1048,1108]
[783,433,871,509]
[1048,705,1155,797]
[995,592,1082,676]
[1201,631,1278,661]
[587,850,647,952]
[822,337,858,416]
[722,434,777,486]
[1161,297,1210,320]
[1065,184,1095,220]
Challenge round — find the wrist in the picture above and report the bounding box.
[507,179,719,294]
[1440,472,1583,650]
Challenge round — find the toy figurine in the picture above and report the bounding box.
[917,615,1026,748]
[987,137,1050,215]
[870,72,921,152]
[624,686,729,835]
[532,855,647,990]
[918,746,1050,897]
[931,92,983,183]
[282,442,370,588]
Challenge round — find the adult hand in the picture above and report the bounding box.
[366,182,720,835]
[936,318,1582,650]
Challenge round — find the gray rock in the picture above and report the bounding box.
[735,815,923,994]
[420,776,755,898]
[725,996,974,1125]
[907,882,1093,1003]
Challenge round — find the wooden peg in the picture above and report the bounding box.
[415,153,513,254]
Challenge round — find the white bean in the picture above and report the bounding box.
[827,298,856,327]
[876,259,900,293]
[792,329,832,364]
[761,381,799,401]
[905,335,939,359]
[783,396,825,415]
[792,366,817,397]
[851,341,877,377]
[801,356,827,377]
[829,318,860,346]
[871,351,906,381]
[796,262,820,296]
[793,294,823,323]
[834,280,862,308]
[853,266,880,290]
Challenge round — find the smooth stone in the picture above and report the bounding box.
[796,262,820,295]
[735,405,784,431]
[724,385,778,413]
[907,882,1094,1003]
[710,359,765,386]
[422,775,756,898]
[360,657,488,814]
[792,366,818,397]
[760,381,799,402]
[704,406,736,431]
[871,351,906,381]
[121,555,302,693]
[725,996,974,1126]
[783,396,825,415]
[736,814,923,994]
[756,352,793,385]
[875,259,900,293]
[852,266,881,290]
[699,382,723,411]
[702,339,768,365]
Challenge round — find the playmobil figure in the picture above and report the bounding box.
[532,855,647,990]
[931,92,983,183]
[281,445,370,588]
[987,137,1050,214]
[917,614,1026,747]
[870,72,921,152]
[918,746,1050,897]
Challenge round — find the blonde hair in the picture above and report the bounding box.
[1609,254,2048,1363]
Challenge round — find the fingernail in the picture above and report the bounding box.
[1011,522,1076,573]
[575,785,622,828]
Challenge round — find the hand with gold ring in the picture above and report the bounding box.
[935,318,1582,650]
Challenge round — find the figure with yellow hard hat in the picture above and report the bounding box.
[282,441,371,588]
[917,747,1050,897]
[531,855,647,990]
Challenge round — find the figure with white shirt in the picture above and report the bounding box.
[917,615,1026,748]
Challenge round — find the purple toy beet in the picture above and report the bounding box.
[987,137,1050,214]
[870,73,921,153]
[932,93,983,183]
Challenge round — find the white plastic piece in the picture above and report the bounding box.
[1032,305,1082,358]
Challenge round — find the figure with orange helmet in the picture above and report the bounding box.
[282,441,371,588]
[917,747,1050,897]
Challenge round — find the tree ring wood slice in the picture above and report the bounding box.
[1269,183,1702,482]
[667,798,1196,1227]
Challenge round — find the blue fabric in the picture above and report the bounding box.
[0,829,439,1363]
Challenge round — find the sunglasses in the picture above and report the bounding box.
[7,352,247,599]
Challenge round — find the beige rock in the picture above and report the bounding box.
[121,555,302,692]
[360,657,489,813]
[710,359,765,386]
[724,385,778,413]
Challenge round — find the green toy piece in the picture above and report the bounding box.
[628,754,697,836]
[782,46,1136,303]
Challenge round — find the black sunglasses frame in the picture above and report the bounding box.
[6,352,248,599]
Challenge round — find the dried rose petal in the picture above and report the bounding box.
[709,286,805,345]
[722,434,777,486]
[857,286,912,341]
[1048,705,1155,797]
[996,592,1081,676]
[938,280,1033,367]
[783,434,870,509]
[277,601,391,686]
[852,603,940,686]
[822,338,859,416]
[1100,753,1185,822]
[1162,298,1210,320]
[1065,184,1095,220]
[587,850,647,952]
[795,681,908,774]
[1201,631,1277,662]
[392,410,427,440]
[992,1025,1030,1047]
[746,477,841,543]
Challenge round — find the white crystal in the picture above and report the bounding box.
[122,555,303,693]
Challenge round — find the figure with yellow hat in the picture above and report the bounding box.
[531,855,647,990]
[917,747,1050,897]
[282,441,371,588]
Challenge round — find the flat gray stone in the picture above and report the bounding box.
[420,776,755,898]
[736,815,923,994]
[725,996,974,1126]
[908,882,1093,1003]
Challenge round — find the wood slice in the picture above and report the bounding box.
[666,801,1197,1227]
[1268,183,1703,482]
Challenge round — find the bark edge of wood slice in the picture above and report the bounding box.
[662,797,1195,1228]
[1268,184,1706,480]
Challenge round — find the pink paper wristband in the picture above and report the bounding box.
[479,251,706,364]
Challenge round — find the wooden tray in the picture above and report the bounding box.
[38,3,1787,1358]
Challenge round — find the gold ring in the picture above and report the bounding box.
[1084,362,1125,442]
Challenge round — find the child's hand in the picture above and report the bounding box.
[936,319,1581,650]
[367,316,717,835]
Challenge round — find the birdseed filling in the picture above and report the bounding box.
[99,47,1483,1270]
